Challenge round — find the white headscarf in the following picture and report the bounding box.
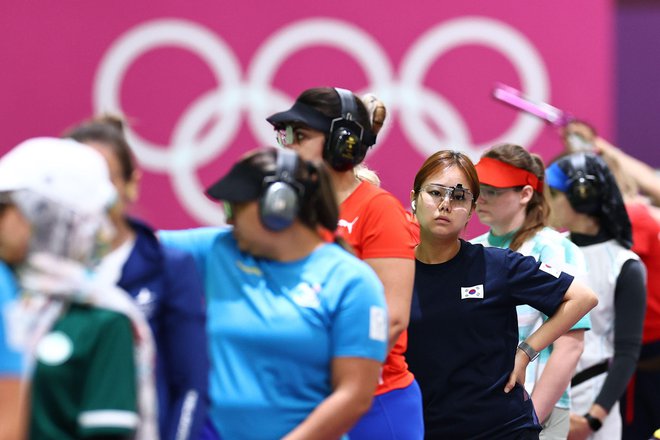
[16,253,159,440]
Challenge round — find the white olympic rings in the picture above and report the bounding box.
[94,16,549,225]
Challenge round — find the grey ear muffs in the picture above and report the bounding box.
[259,149,303,231]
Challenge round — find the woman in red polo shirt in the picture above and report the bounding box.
[267,87,422,439]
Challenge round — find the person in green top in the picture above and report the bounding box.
[0,137,158,440]
[471,143,591,440]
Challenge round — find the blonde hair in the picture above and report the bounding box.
[361,93,387,136]
[355,164,381,186]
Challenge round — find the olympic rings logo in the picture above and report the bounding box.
[94,17,549,225]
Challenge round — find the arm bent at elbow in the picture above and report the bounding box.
[524,280,597,367]
[507,281,595,394]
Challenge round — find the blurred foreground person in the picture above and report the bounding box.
[0,138,158,440]
[0,196,25,439]
[66,116,208,440]
[160,147,388,440]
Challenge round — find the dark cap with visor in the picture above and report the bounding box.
[206,160,267,203]
[267,93,378,152]
[267,100,334,132]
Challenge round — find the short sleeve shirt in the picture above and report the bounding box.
[159,227,387,440]
[407,240,574,439]
[29,305,138,440]
[338,181,417,394]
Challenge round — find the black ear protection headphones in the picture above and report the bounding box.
[566,153,600,214]
[323,88,369,172]
[260,149,304,231]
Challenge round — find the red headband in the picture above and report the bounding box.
[475,157,544,193]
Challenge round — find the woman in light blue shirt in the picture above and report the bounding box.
[160,147,388,440]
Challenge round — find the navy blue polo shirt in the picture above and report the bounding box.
[407,240,574,439]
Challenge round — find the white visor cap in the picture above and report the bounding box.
[0,137,116,215]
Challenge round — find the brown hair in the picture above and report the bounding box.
[482,143,549,251]
[412,150,480,206]
[64,114,136,182]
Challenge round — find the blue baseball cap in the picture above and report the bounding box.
[545,162,570,192]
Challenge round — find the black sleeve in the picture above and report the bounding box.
[594,259,647,411]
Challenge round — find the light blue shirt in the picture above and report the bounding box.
[472,227,591,409]
[160,227,387,440]
[0,261,22,376]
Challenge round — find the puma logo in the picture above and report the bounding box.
[338,216,359,234]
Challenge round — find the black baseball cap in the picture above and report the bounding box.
[206,159,267,203]
[266,100,333,132]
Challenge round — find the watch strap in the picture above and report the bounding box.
[584,413,603,432]
[517,341,539,362]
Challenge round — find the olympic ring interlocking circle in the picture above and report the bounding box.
[94,17,550,225]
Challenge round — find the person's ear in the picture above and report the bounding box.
[409,190,417,214]
[519,185,534,205]
[124,169,142,203]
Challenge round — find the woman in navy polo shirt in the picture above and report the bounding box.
[406,150,598,439]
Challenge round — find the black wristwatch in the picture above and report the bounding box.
[584,413,603,432]
[517,341,539,362]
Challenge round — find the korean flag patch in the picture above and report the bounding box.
[461,284,484,300]
[539,262,561,278]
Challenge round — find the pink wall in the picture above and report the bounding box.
[0,1,613,236]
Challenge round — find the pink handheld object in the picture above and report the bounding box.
[492,83,574,127]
